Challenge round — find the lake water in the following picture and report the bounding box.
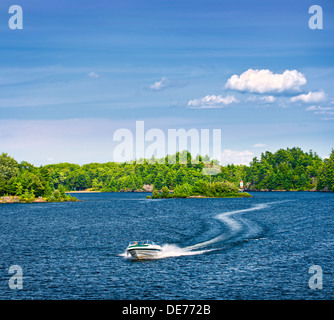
[0,192,333,300]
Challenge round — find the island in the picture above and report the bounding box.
[146,181,252,199]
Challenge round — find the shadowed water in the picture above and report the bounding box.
[0,192,333,299]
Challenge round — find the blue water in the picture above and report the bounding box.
[0,192,333,300]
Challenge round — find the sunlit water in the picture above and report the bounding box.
[0,192,333,299]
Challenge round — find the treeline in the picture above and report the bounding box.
[244,147,334,191]
[44,148,334,192]
[44,148,333,192]
[0,153,77,202]
[1,148,333,198]
[41,152,215,192]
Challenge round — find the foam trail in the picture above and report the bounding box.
[185,203,269,250]
[119,250,130,258]
[157,244,213,259]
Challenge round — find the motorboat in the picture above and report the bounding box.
[126,240,162,259]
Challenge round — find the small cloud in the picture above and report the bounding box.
[305,106,334,121]
[149,77,170,90]
[221,149,254,166]
[225,69,307,94]
[305,105,334,120]
[248,95,276,103]
[290,90,326,103]
[188,95,239,109]
[305,105,333,113]
[88,72,99,79]
[253,143,267,148]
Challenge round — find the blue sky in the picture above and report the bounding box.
[0,0,333,165]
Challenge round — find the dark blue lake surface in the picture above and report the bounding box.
[0,192,333,300]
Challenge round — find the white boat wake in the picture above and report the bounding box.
[157,244,214,258]
[184,203,269,250]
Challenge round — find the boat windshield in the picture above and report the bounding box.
[129,240,156,246]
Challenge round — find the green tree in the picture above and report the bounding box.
[15,182,23,195]
[0,153,19,195]
[161,186,171,198]
[152,189,161,199]
[154,173,164,190]
[173,183,193,198]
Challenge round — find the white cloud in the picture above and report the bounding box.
[221,149,254,166]
[188,95,239,109]
[305,105,334,120]
[305,105,333,112]
[306,105,334,114]
[248,95,276,103]
[290,90,327,103]
[149,77,170,90]
[225,69,307,94]
[253,143,267,148]
[88,72,99,78]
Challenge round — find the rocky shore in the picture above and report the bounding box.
[0,196,46,204]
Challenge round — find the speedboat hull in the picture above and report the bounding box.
[127,247,162,259]
[126,241,162,260]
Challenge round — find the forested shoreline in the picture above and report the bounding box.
[0,153,78,203]
[0,147,333,203]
